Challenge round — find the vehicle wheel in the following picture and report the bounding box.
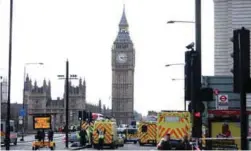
[111,143,115,149]
[14,139,17,145]
[50,147,54,150]
[134,141,137,144]
[70,141,73,143]
[32,147,34,150]
[139,143,143,146]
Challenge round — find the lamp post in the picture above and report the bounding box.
[6,0,13,150]
[167,0,202,142]
[57,60,78,148]
[20,62,44,142]
[165,63,186,110]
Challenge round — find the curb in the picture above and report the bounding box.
[70,146,86,150]
[17,135,63,143]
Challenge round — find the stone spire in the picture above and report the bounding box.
[43,79,47,87]
[79,78,82,87]
[119,4,128,29]
[115,5,132,44]
[83,78,86,87]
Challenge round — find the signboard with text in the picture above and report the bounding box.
[33,115,51,130]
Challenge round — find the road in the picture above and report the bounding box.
[1,134,156,150]
[1,134,65,150]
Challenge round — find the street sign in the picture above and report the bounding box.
[214,89,220,95]
[19,109,26,116]
[19,120,23,125]
[218,94,229,109]
[19,116,23,120]
[219,95,228,103]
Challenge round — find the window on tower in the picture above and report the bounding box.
[122,44,128,48]
[116,45,121,48]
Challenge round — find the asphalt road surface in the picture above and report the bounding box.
[1,135,156,150]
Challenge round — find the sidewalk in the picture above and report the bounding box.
[17,134,64,143]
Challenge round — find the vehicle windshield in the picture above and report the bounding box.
[127,129,137,134]
[117,129,126,134]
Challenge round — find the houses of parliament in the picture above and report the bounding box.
[23,75,111,131]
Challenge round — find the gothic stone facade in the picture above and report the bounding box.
[24,76,111,131]
[111,7,135,125]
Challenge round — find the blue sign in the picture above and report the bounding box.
[19,109,26,117]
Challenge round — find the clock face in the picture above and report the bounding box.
[116,53,127,63]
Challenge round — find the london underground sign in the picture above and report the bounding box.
[218,94,229,109]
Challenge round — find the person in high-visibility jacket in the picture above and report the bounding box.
[97,128,106,150]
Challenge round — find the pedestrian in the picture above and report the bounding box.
[160,134,172,150]
[48,129,54,141]
[178,135,192,150]
[79,129,87,146]
[97,128,106,150]
[36,130,41,141]
[41,130,45,143]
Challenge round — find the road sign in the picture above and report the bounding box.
[19,109,26,117]
[214,89,220,95]
[19,116,23,120]
[219,95,228,103]
[218,94,229,110]
[19,120,23,125]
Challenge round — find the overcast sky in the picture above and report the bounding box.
[0,0,214,115]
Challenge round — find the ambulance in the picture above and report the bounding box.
[92,119,118,149]
[81,120,94,147]
[157,111,191,144]
[1,120,18,145]
[138,121,157,146]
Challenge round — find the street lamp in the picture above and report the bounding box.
[167,20,195,24]
[20,62,44,141]
[171,78,184,81]
[6,0,14,149]
[57,60,78,148]
[171,78,186,111]
[165,63,185,67]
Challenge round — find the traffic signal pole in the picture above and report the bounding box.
[194,0,202,145]
[239,65,248,150]
[238,28,250,150]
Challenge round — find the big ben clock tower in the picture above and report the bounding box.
[111,6,135,124]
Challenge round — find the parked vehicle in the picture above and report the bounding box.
[1,120,17,145]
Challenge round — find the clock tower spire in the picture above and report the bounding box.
[111,5,135,125]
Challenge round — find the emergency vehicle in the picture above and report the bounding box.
[157,111,191,143]
[80,112,103,147]
[124,127,138,144]
[138,121,157,146]
[81,121,94,147]
[1,120,17,145]
[92,119,119,149]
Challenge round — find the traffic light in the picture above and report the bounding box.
[185,51,192,100]
[231,27,251,93]
[78,111,82,120]
[200,87,213,101]
[83,110,87,121]
[194,112,201,118]
[89,112,93,122]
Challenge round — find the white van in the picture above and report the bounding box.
[1,120,18,145]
